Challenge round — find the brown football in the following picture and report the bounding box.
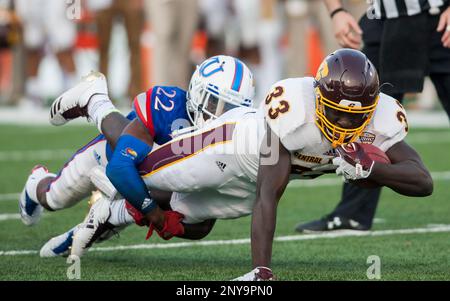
[352,144,391,188]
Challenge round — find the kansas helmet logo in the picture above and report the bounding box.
[199,56,224,77]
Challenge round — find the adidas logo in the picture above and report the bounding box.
[93,150,102,165]
[327,217,342,229]
[216,161,227,172]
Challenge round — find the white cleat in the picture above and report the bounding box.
[40,226,79,258]
[49,71,108,126]
[19,165,52,226]
[71,195,112,258]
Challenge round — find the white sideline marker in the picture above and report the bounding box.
[1,225,450,257]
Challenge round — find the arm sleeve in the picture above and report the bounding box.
[106,134,156,214]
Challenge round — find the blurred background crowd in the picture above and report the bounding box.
[0,0,442,111]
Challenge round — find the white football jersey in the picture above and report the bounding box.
[262,77,408,179]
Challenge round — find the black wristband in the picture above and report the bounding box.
[330,7,347,19]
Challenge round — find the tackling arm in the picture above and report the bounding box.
[105,119,167,230]
[369,141,433,197]
[100,112,132,150]
[251,129,291,268]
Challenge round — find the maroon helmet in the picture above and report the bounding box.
[314,49,380,147]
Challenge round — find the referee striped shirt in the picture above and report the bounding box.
[371,0,450,19]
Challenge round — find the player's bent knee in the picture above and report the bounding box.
[45,194,72,211]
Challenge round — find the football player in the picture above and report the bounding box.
[49,49,432,281]
[235,49,433,280]
[19,55,255,255]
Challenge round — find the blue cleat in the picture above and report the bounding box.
[19,165,50,226]
[40,226,79,258]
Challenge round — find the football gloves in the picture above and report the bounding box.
[146,210,185,240]
[125,200,147,226]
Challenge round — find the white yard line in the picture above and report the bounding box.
[0,193,20,202]
[0,213,21,221]
[1,225,450,256]
[406,134,450,144]
[0,149,74,162]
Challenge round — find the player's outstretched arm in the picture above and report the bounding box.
[251,130,291,270]
[106,119,156,215]
[369,141,433,197]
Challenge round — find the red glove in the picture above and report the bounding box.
[125,200,147,226]
[146,210,185,240]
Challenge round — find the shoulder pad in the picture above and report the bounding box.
[363,93,408,151]
[371,93,408,139]
[264,78,315,150]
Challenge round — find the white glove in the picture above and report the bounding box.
[232,267,274,281]
[332,156,373,181]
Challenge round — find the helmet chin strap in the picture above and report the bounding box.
[197,114,206,128]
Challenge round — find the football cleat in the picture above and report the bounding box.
[40,226,79,258]
[19,165,53,226]
[70,194,113,257]
[49,71,108,126]
[232,267,275,281]
[295,215,370,233]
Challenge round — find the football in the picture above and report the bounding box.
[352,143,391,188]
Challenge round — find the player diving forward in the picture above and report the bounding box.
[49,49,433,280]
[19,55,255,252]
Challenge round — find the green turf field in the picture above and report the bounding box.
[0,124,449,280]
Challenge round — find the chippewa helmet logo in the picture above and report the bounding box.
[315,61,329,81]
